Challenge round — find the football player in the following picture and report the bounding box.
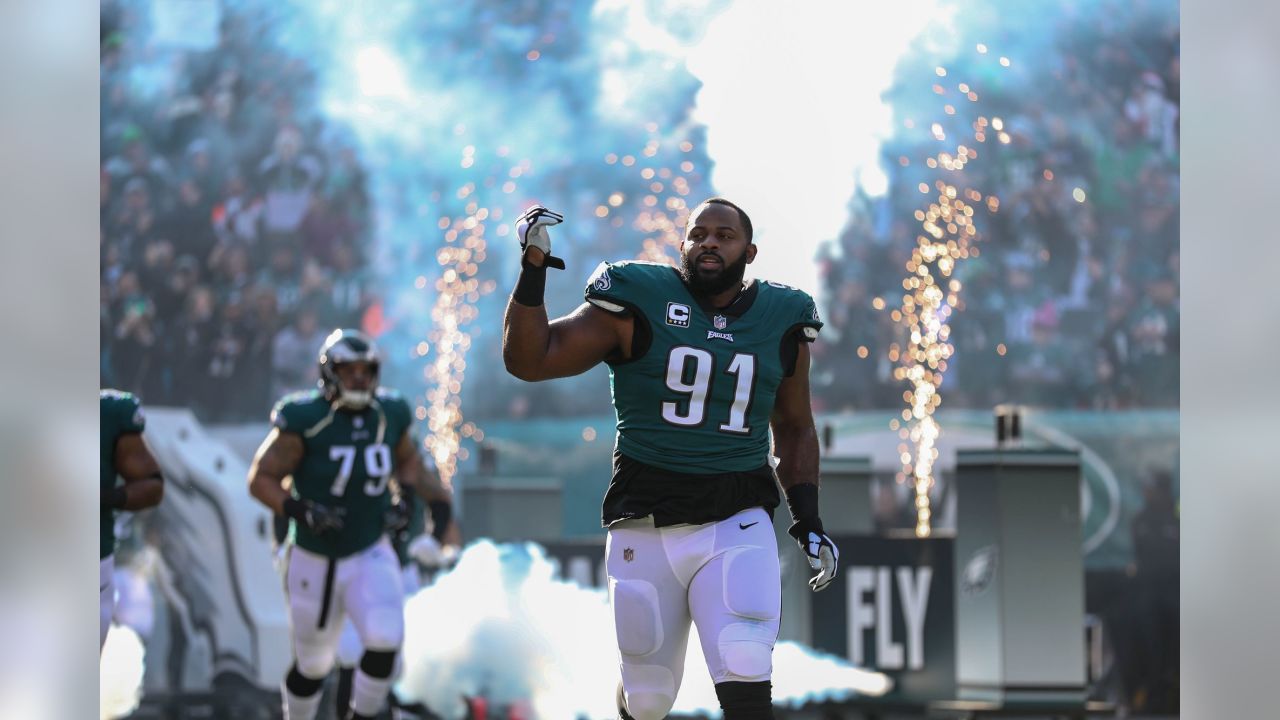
[100,389,165,654]
[248,329,453,720]
[502,199,839,720]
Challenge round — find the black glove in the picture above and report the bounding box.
[516,205,566,270]
[384,494,413,534]
[427,499,453,542]
[784,483,840,592]
[284,497,346,535]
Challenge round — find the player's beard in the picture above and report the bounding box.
[680,250,748,298]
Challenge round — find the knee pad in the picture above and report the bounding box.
[294,643,338,680]
[621,690,675,720]
[718,623,775,681]
[610,579,663,657]
[359,606,405,651]
[714,680,774,719]
[286,664,326,697]
[619,666,677,720]
[716,548,779,681]
[359,649,398,679]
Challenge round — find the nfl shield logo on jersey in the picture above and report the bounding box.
[713,314,728,330]
[623,548,635,562]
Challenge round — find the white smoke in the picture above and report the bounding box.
[398,540,890,720]
[99,624,146,720]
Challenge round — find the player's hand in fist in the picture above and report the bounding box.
[284,498,346,535]
[516,205,566,270]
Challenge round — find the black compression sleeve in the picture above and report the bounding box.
[783,483,824,536]
[512,257,547,306]
[428,500,452,542]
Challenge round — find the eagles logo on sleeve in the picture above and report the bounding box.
[589,261,613,292]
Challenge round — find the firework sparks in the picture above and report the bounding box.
[603,123,703,265]
[418,156,504,487]
[894,52,1009,537]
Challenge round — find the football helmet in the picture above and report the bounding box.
[318,328,380,410]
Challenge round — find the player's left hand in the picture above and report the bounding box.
[790,521,840,592]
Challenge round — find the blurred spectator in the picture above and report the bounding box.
[326,241,372,328]
[1124,71,1179,159]
[110,272,160,399]
[271,308,329,400]
[1126,273,1179,406]
[1125,470,1179,713]
[258,243,304,318]
[170,285,218,414]
[257,125,323,239]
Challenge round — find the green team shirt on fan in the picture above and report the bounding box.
[584,261,822,474]
[101,389,146,559]
[271,388,413,558]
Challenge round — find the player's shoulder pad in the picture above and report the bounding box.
[101,388,146,432]
[270,389,326,432]
[584,260,673,313]
[760,279,824,341]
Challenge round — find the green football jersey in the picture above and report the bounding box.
[271,388,413,558]
[101,389,146,559]
[585,261,822,474]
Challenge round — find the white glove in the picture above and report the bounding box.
[408,534,445,567]
[516,205,566,269]
[798,531,840,592]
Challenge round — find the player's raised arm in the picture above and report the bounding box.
[771,341,840,592]
[502,205,631,381]
[110,433,165,511]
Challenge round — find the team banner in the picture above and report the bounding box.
[809,534,956,705]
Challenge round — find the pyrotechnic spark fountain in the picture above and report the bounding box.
[894,52,1006,537]
[599,123,704,265]
[418,153,512,486]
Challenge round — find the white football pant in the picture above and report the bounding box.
[607,507,780,720]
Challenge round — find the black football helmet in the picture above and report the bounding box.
[318,328,380,410]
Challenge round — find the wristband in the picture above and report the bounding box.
[428,499,453,542]
[784,482,824,537]
[512,257,547,307]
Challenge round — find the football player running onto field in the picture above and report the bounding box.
[248,329,454,720]
[502,199,839,720]
[100,389,165,655]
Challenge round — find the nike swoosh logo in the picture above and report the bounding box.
[739,522,759,530]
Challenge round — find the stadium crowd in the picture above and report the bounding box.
[101,0,1178,424]
[812,0,1179,412]
[99,1,378,421]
